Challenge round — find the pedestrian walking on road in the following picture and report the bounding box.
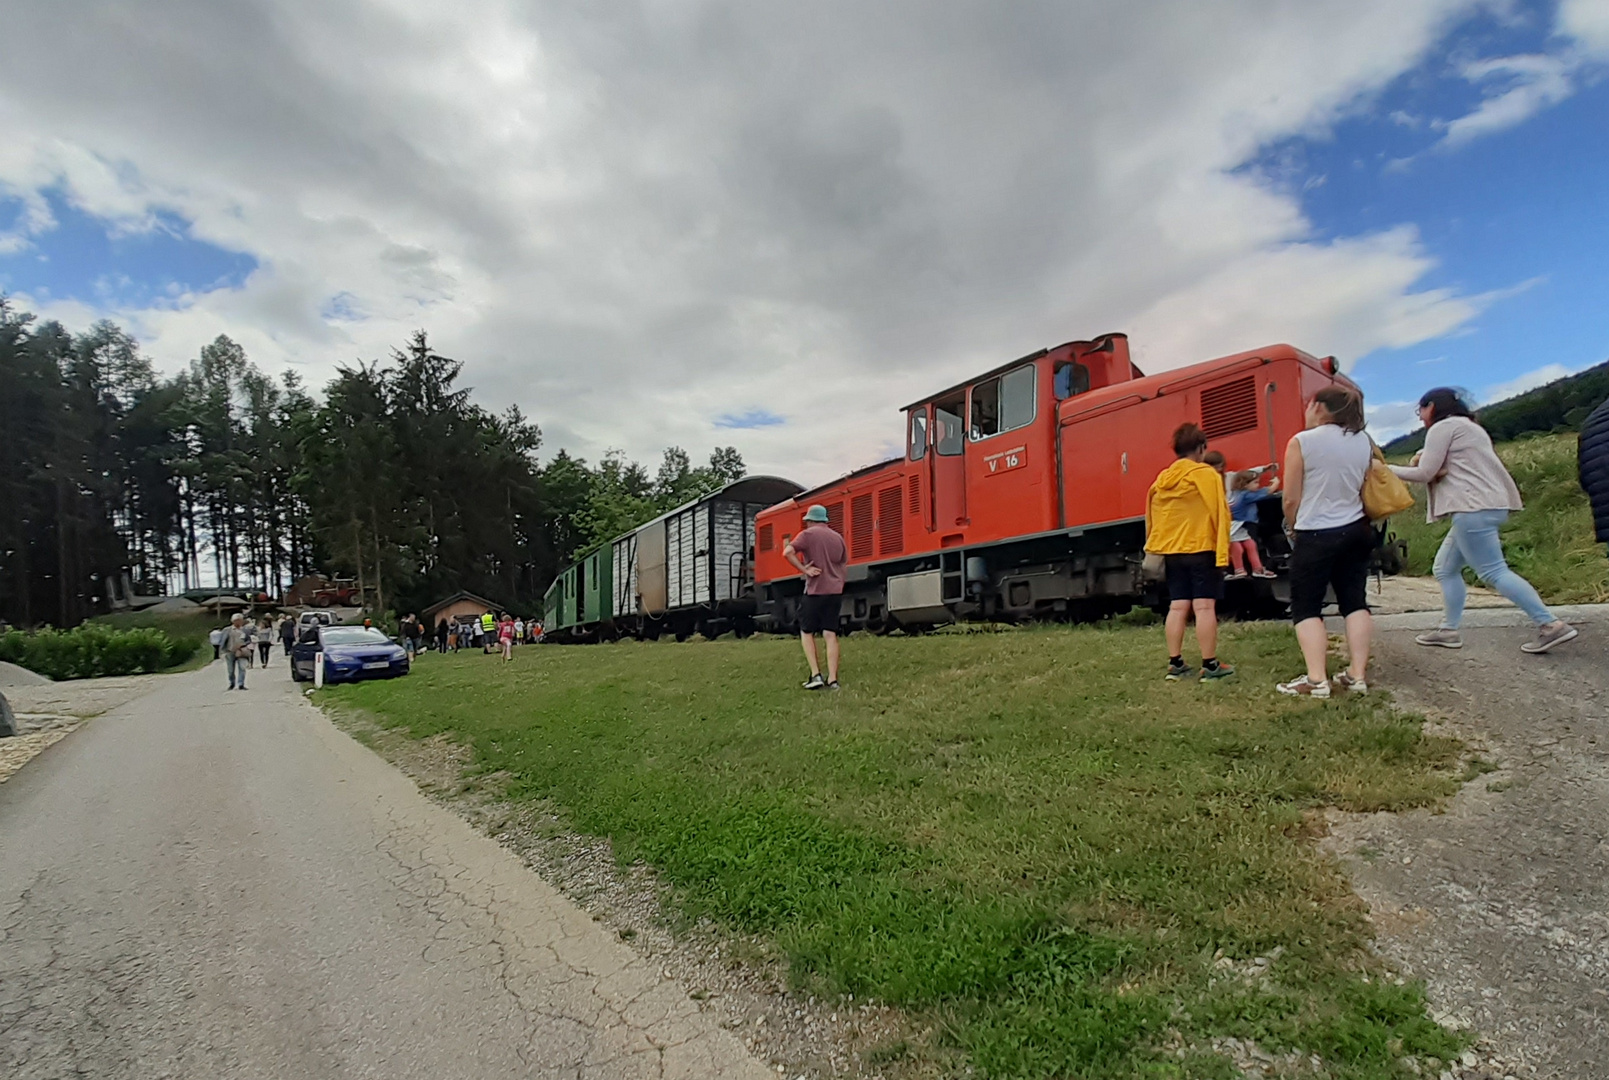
[1392,387,1578,654]
[784,504,848,690]
[1580,394,1609,553]
[1277,386,1375,698]
[223,614,252,691]
[279,615,296,656]
[257,617,273,665]
[1147,424,1234,682]
[209,625,223,660]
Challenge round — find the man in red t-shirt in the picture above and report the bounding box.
[783,504,848,690]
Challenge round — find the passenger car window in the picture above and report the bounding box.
[909,410,927,461]
[970,364,1036,439]
[935,403,964,456]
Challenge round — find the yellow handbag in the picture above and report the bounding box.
[1362,441,1415,521]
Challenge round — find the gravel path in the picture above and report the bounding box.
[1325,603,1609,1080]
[0,659,772,1080]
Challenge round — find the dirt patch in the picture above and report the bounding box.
[1322,611,1609,1080]
[330,709,952,1080]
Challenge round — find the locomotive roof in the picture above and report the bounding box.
[788,456,904,504]
[901,332,1129,411]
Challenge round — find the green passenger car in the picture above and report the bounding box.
[542,545,615,642]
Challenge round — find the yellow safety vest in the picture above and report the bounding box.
[480,613,495,633]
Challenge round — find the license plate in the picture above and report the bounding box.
[362,661,389,670]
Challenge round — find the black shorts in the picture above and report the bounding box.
[1164,551,1223,603]
[1289,517,1374,623]
[799,593,842,635]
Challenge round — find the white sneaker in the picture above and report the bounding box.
[1333,672,1367,694]
[1276,674,1330,698]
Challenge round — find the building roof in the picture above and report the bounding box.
[421,591,498,620]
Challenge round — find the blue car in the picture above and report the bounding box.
[291,625,410,684]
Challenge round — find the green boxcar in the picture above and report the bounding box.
[542,546,614,642]
[581,545,612,626]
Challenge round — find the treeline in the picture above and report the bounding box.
[0,297,745,627]
[1384,360,1609,455]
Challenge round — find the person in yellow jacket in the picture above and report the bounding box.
[480,610,496,654]
[1145,422,1234,681]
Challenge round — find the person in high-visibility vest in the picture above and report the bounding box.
[480,611,496,654]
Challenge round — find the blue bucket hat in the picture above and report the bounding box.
[803,504,830,523]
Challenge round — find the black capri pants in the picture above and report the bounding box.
[1289,517,1374,623]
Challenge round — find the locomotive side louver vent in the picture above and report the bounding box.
[759,523,774,552]
[1200,376,1259,438]
[908,474,921,514]
[850,493,875,560]
[878,486,904,556]
[825,501,845,536]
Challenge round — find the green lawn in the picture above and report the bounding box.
[324,625,1469,1079]
[1387,432,1608,605]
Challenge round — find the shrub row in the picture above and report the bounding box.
[0,624,201,681]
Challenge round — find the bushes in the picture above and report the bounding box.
[0,624,202,681]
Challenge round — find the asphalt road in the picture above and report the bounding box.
[0,658,772,1080]
[1328,603,1609,1080]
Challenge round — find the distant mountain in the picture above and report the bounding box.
[1382,360,1609,456]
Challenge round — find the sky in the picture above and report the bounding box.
[1,0,1606,480]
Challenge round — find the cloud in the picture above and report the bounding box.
[1437,52,1579,148]
[714,408,786,430]
[1559,0,1609,57]
[1366,399,1424,442]
[1480,361,1579,404]
[0,0,1502,482]
[1423,0,1609,153]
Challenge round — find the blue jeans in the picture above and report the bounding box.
[1434,509,1555,628]
[225,652,247,689]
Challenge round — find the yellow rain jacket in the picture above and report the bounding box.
[1144,459,1231,567]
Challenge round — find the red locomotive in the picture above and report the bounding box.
[753,333,1355,631]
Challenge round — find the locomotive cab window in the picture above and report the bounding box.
[970,364,1036,439]
[934,398,965,456]
[1053,360,1090,400]
[908,409,928,461]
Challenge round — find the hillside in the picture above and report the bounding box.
[1385,431,1608,605]
[1382,359,1609,456]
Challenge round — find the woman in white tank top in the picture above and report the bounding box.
[1276,386,1375,699]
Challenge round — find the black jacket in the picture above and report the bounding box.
[1581,395,1609,543]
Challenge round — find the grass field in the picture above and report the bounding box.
[325,623,1471,1079]
[1387,432,1608,605]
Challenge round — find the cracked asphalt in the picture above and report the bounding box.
[0,660,774,1080]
